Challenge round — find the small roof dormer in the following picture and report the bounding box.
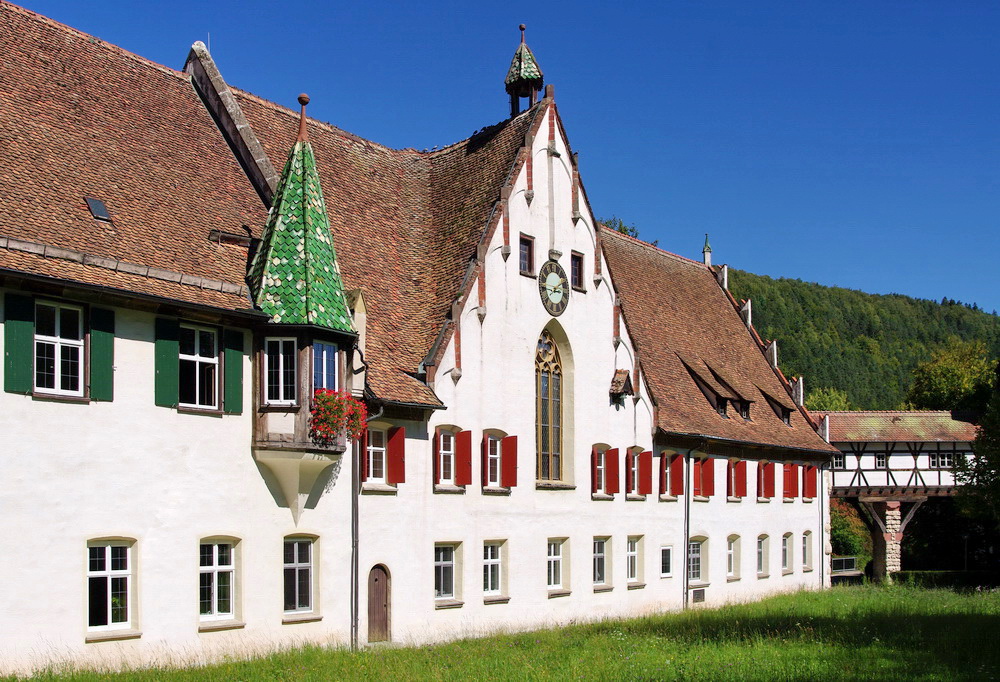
[505,24,544,118]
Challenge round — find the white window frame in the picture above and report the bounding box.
[874,452,887,469]
[87,540,133,632]
[687,539,703,582]
[483,542,502,596]
[833,452,846,469]
[283,537,314,613]
[264,337,297,406]
[438,431,455,485]
[547,540,563,589]
[34,301,85,397]
[802,531,813,570]
[595,448,606,493]
[434,544,456,599]
[199,540,235,622]
[179,324,219,409]
[628,452,639,493]
[626,536,641,583]
[367,428,387,484]
[782,533,792,572]
[486,435,502,487]
[757,535,769,576]
[593,538,608,585]
[313,341,338,391]
[660,546,673,578]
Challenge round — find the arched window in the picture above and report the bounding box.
[536,330,563,480]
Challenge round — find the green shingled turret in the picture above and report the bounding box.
[505,25,544,96]
[248,95,353,332]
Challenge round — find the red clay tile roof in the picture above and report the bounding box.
[610,369,632,395]
[0,2,268,312]
[233,91,537,407]
[602,229,837,455]
[818,411,977,443]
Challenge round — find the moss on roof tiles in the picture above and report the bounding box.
[248,139,353,332]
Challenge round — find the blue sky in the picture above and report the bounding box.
[19,1,1000,312]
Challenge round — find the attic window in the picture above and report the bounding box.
[782,409,792,426]
[85,197,111,222]
[716,398,728,418]
[738,401,751,420]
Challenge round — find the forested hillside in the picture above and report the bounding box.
[728,271,1000,410]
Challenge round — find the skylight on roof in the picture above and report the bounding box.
[85,197,111,221]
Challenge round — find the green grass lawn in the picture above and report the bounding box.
[21,585,1000,681]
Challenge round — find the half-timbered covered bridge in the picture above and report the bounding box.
[819,411,977,579]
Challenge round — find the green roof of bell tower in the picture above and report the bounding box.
[505,24,544,95]
[248,94,353,332]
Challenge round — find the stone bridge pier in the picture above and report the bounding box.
[855,498,924,581]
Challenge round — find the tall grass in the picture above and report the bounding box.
[18,585,1000,681]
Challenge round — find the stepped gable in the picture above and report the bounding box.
[819,410,978,443]
[234,92,537,407]
[0,1,266,310]
[602,229,837,455]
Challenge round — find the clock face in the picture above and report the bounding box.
[537,260,569,316]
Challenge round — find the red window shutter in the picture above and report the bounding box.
[605,448,620,494]
[481,434,490,487]
[670,455,684,496]
[703,458,715,497]
[765,462,775,498]
[387,426,406,484]
[433,429,441,485]
[736,460,747,498]
[625,452,634,494]
[501,435,518,488]
[726,460,735,497]
[693,459,702,497]
[591,447,599,494]
[455,430,472,486]
[360,427,369,482]
[639,450,653,495]
[804,464,815,498]
[783,463,792,497]
[787,463,799,497]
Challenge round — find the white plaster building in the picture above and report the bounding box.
[0,3,837,673]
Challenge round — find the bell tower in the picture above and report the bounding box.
[505,24,544,117]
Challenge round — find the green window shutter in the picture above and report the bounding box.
[89,308,115,402]
[223,328,245,415]
[154,317,179,407]
[4,293,34,394]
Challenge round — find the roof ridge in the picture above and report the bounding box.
[824,410,960,415]
[428,106,540,158]
[2,0,189,82]
[601,226,709,269]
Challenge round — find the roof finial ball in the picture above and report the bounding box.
[296,93,310,142]
[505,23,544,118]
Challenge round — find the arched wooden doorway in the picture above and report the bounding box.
[367,564,390,642]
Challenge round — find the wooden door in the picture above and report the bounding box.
[368,565,390,642]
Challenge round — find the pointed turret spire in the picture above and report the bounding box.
[247,94,353,332]
[702,233,713,266]
[505,23,544,117]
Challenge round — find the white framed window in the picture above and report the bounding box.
[660,546,673,578]
[874,452,887,469]
[757,535,769,576]
[87,540,133,631]
[486,435,502,487]
[313,341,338,390]
[802,531,813,570]
[34,301,84,396]
[727,535,741,579]
[434,544,456,599]
[782,533,792,572]
[200,541,235,621]
[832,452,846,469]
[264,337,296,405]
[367,428,387,483]
[628,452,639,493]
[483,542,502,596]
[179,325,218,408]
[626,536,641,583]
[438,431,455,485]
[687,538,705,582]
[283,537,314,613]
[930,450,955,469]
[593,538,608,585]
[547,540,564,589]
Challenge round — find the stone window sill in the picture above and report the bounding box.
[727,576,741,583]
[434,484,465,494]
[435,599,464,610]
[282,612,322,625]
[626,494,646,502]
[547,589,571,599]
[803,567,814,573]
[693,495,710,503]
[572,285,587,294]
[177,406,224,417]
[86,629,142,643]
[688,581,710,589]
[659,494,678,502]
[803,497,814,503]
[361,482,397,495]
[536,482,576,491]
[483,595,510,605]
[593,585,613,593]
[783,497,795,503]
[591,492,614,501]
[482,487,511,496]
[627,582,646,590]
[757,572,770,579]
[757,497,772,503]
[727,496,742,503]
[519,270,536,279]
[782,569,793,576]
[198,619,246,633]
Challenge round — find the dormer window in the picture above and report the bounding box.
[739,401,751,420]
[781,408,792,426]
[716,398,728,418]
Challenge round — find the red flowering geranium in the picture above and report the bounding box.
[309,389,367,442]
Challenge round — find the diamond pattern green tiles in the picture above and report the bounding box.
[248,140,353,332]
[505,43,543,88]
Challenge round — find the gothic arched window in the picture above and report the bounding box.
[536,330,563,480]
